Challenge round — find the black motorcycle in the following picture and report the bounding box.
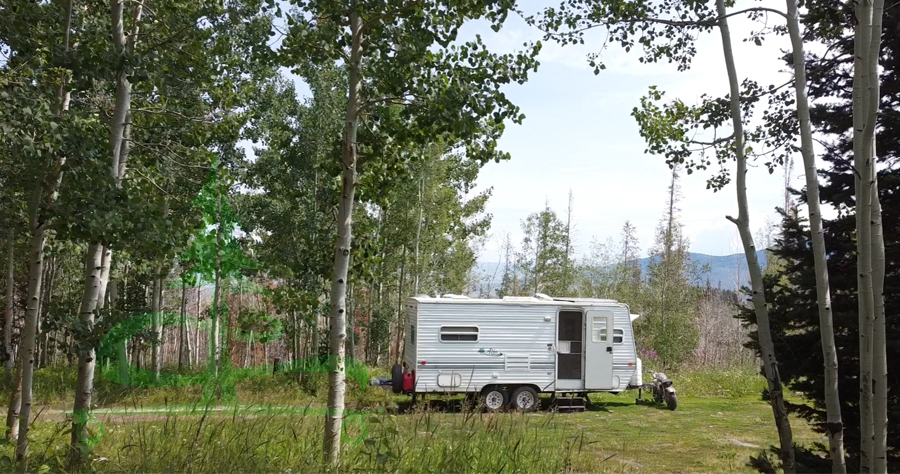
[635,372,677,410]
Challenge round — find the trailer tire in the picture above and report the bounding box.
[667,394,677,411]
[480,386,508,412]
[510,386,539,412]
[391,364,403,394]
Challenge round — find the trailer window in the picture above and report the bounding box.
[440,326,479,342]
[410,325,416,345]
[613,328,624,344]
[591,316,608,343]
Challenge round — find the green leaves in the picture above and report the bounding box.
[282,0,540,169]
[631,79,799,192]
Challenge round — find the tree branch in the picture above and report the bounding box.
[530,6,789,39]
[132,107,216,123]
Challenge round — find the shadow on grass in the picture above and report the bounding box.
[746,443,846,474]
[393,394,646,415]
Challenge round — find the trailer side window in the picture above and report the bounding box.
[591,316,608,343]
[613,328,624,344]
[410,325,416,345]
[440,326,478,342]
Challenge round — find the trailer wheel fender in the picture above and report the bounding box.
[391,364,403,394]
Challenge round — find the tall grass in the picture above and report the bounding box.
[7,405,586,474]
[3,358,376,409]
[639,359,769,399]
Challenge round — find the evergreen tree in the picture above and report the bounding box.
[517,204,571,296]
[739,196,899,472]
[637,167,701,369]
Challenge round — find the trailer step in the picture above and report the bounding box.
[553,396,586,412]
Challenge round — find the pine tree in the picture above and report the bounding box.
[638,167,701,369]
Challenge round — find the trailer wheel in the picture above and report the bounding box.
[510,386,539,412]
[391,364,403,394]
[667,394,677,411]
[480,386,508,412]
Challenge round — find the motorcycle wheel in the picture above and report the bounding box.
[666,394,677,411]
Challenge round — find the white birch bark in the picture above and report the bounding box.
[194,287,201,367]
[862,0,887,469]
[870,180,887,474]
[151,270,162,382]
[323,9,362,465]
[70,0,142,463]
[68,242,105,463]
[13,0,73,463]
[208,177,222,400]
[4,231,13,384]
[784,1,847,470]
[12,225,52,464]
[853,1,876,470]
[715,1,795,471]
[180,268,189,370]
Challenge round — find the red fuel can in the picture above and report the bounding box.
[402,371,415,392]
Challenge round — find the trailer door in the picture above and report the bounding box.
[584,310,615,389]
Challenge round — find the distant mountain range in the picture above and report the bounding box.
[473,250,768,295]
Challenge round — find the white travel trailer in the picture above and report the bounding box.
[388,294,644,411]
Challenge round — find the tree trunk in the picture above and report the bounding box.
[5,231,14,384]
[347,283,355,361]
[68,243,106,464]
[413,175,424,295]
[715,1,795,472]
[247,330,253,369]
[207,172,223,403]
[853,1,876,469]
[221,279,234,403]
[39,255,58,369]
[70,0,142,463]
[861,0,887,469]
[109,280,128,383]
[151,269,162,382]
[323,10,362,465]
[784,0,847,470]
[311,305,320,362]
[6,354,23,443]
[195,286,201,367]
[563,190,574,293]
[393,245,407,365]
[15,26,71,461]
[179,267,187,371]
[871,181,887,473]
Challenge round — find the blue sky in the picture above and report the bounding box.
[277,0,835,261]
[452,0,837,262]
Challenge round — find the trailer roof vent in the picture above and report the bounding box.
[502,296,538,302]
[534,293,553,301]
[441,294,470,299]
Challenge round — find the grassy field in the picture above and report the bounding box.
[0,365,826,473]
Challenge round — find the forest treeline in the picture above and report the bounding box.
[476,170,752,370]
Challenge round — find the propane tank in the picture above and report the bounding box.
[628,357,643,387]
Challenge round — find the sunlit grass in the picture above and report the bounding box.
[0,364,826,473]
